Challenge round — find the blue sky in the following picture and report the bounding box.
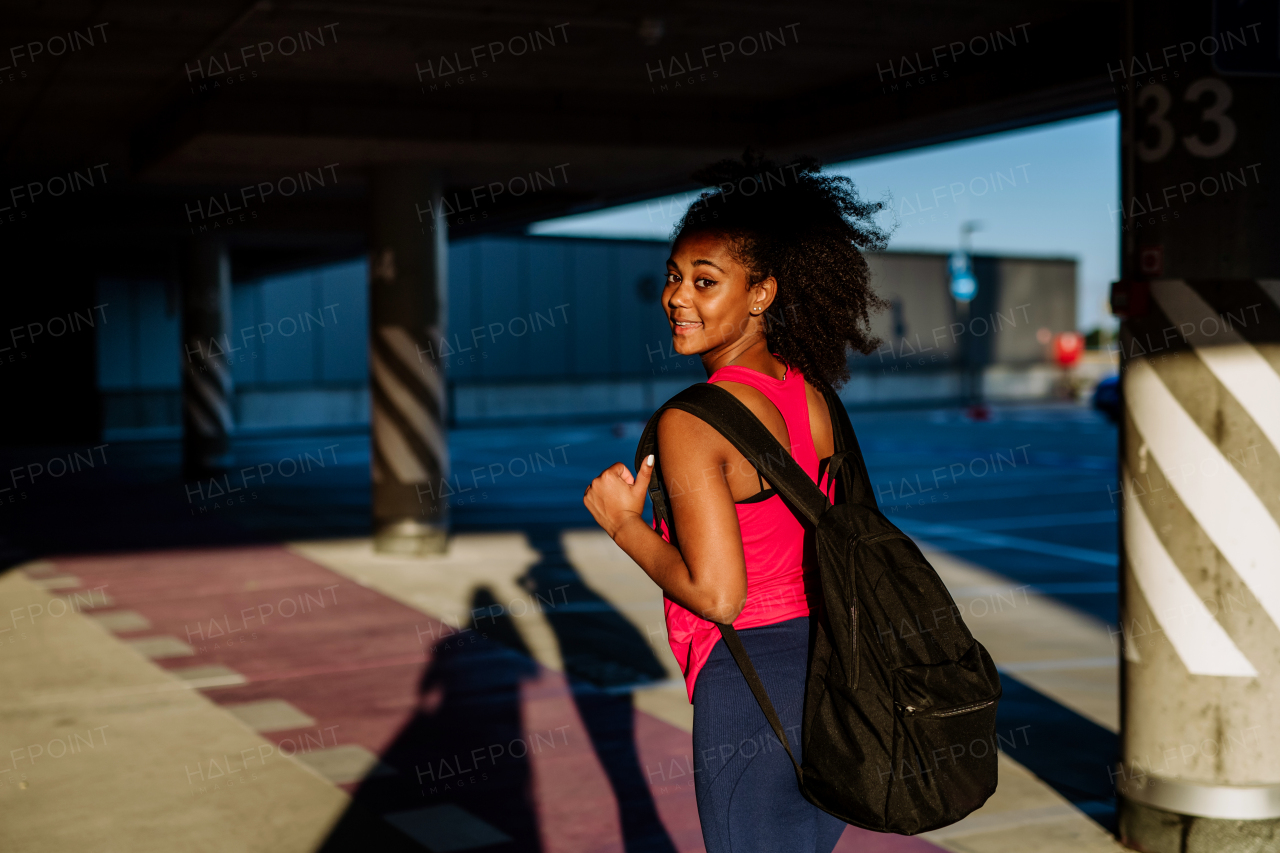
[529,111,1121,331]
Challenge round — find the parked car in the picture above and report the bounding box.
[1092,374,1120,423]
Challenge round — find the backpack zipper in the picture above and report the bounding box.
[895,698,997,719]
[846,536,860,690]
[849,597,858,689]
[847,532,900,689]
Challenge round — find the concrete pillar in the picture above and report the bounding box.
[180,235,234,478]
[1113,2,1280,849]
[368,165,449,554]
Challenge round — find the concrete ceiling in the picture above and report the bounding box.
[0,1,1120,243]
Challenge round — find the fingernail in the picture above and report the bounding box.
[646,454,654,466]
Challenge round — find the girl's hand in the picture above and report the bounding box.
[583,454,655,539]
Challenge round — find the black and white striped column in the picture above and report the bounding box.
[1116,2,1280,847]
[1116,283,1280,844]
[181,235,234,478]
[369,165,449,554]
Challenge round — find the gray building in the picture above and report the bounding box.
[855,251,1078,404]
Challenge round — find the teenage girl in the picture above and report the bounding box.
[583,155,887,853]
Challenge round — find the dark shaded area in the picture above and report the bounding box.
[995,673,1119,831]
[2,4,1120,218]
[1,240,102,445]
[0,433,371,571]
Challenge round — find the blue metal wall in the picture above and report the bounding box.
[225,259,368,387]
[97,258,369,395]
[94,236,1078,434]
[448,236,670,382]
[96,237,675,435]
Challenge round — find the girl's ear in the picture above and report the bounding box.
[752,276,779,311]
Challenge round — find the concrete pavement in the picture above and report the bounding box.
[0,402,1129,851]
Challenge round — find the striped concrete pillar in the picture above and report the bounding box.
[369,165,449,554]
[1115,4,1280,846]
[180,235,234,478]
[1115,282,1280,848]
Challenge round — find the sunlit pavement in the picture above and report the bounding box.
[0,403,1128,852]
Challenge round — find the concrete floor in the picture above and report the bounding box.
[0,402,1128,852]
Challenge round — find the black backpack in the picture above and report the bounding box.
[635,381,1001,835]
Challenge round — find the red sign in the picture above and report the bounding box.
[1053,332,1085,367]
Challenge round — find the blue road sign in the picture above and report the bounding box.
[949,251,977,301]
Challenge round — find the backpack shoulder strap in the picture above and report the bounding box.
[635,383,831,529]
[817,383,878,511]
[716,622,803,781]
[634,381,837,784]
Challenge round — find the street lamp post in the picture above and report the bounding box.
[950,220,982,407]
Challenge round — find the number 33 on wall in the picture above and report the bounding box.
[1136,77,1236,162]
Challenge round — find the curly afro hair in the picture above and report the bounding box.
[672,151,890,390]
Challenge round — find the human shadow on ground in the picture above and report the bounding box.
[319,586,543,852]
[518,524,679,853]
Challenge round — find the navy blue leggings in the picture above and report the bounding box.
[691,616,847,853]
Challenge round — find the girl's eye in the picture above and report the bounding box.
[695,278,716,288]
[665,272,679,284]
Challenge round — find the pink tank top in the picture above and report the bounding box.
[656,363,834,701]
